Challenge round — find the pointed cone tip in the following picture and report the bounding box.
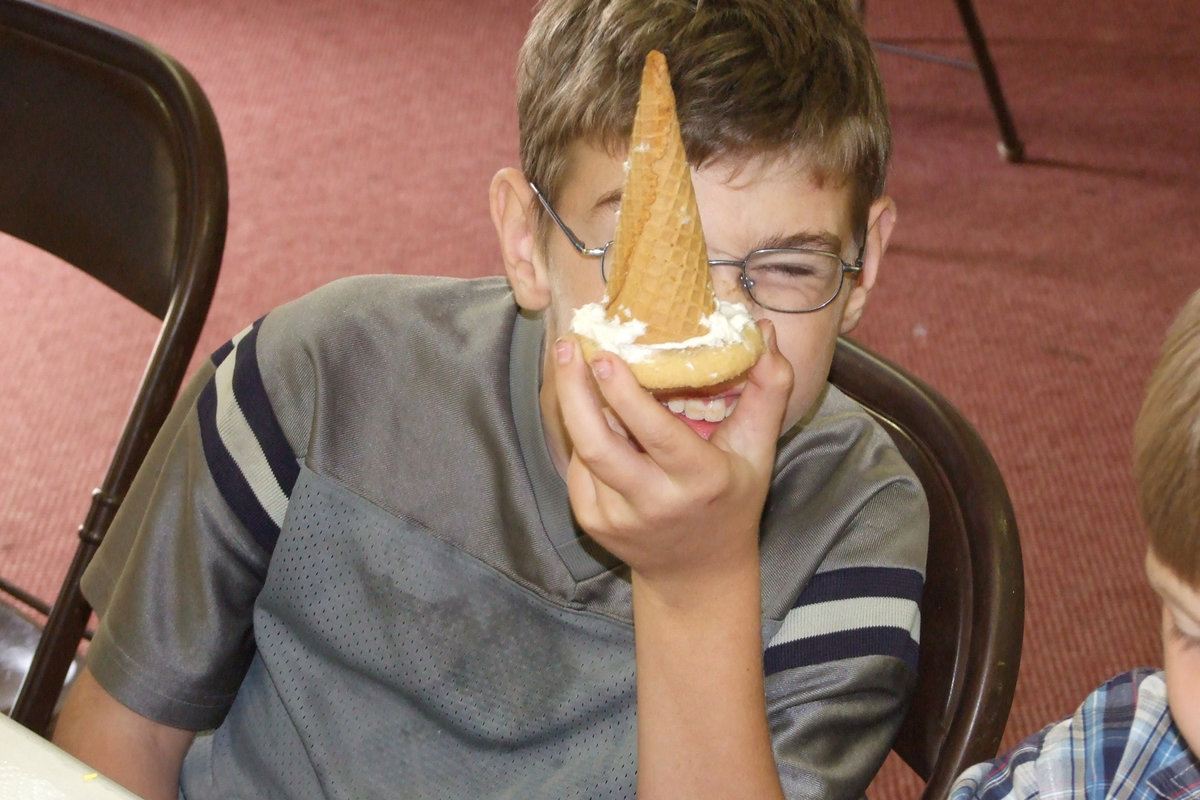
[604,50,716,343]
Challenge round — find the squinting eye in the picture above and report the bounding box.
[758,261,819,278]
[751,254,837,279]
[746,250,839,281]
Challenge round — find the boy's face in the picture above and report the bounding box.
[1146,549,1200,754]
[495,141,893,470]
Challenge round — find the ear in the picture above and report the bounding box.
[840,195,897,334]
[489,167,551,311]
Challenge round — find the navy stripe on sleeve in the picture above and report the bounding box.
[196,319,298,555]
[230,325,300,499]
[198,382,281,553]
[764,566,924,676]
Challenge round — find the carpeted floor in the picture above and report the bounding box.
[2,0,1198,796]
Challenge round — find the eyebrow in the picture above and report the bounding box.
[753,231,846,254]
[592,188,624,215]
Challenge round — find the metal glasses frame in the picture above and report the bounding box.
[529,182,864,314]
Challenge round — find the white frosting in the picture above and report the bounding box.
[571,299,756,363]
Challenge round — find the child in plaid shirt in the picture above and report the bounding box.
[951,288,1200,800]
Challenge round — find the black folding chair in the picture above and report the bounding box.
[0,0,228,736]
[829,337,1024,799]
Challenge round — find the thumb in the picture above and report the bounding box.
[712,320,792,461]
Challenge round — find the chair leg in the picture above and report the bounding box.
[952,0,1025,162]
[11,485,121,735]
[859,0,1026,162]
[8,547,94,737]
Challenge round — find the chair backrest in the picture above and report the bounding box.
[828,337,1024,800]
[0,0,227,735]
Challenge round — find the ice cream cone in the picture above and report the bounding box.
[571,50,763,393]
[602,49,715,345]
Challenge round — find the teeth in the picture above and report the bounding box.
[703,401,726,423]
[684,398,709,420]
[664,396,736,422]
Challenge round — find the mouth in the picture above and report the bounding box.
[659,392,739,440]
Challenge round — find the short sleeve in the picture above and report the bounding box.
[760,389,930,799]
[82,318,306,730]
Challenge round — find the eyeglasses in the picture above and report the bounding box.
[530,182,864,314]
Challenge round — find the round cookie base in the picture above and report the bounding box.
[578,324,764,393]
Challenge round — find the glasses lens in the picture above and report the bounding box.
[743,249,844,313]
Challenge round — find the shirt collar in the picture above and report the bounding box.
[1147,726,1200,798]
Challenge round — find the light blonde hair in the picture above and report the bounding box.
[1135,288,1200,585]
[517,0,890,234]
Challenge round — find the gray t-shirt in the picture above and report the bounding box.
[82,275,928,799]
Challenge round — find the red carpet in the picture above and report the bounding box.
[3,1,1198,796]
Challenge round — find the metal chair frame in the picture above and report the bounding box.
[830,337,1024,799]
[0,0,227,735]
[862,0,1026,162]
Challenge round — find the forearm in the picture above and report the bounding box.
[632,560,785,800]
[53,667,194,800]
[551,334,791,796]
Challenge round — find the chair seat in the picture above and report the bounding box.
[0,604,78,716]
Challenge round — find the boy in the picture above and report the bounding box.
[950,288,1200,799]
[53,1,927,798]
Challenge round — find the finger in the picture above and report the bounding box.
[712,320,793,462]
[586,351,710,478]
[552,337,652,486]
[564,450,601,525]
[565,449,647,538]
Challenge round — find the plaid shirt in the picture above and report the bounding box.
[951,669,1200,800]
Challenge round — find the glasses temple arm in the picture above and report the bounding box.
[529,182,606,257]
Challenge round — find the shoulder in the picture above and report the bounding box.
[950,669,1171,800]
[759,384,928,680]
[795,383,914,468]
[775,383,924,500]
[260,274,515,343]
[191,274,519,536]
[200,273,515,418]
[246,273,517,420]
[763,383,929,588]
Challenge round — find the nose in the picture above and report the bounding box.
[710,264,754,309]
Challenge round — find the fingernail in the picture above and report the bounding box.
[590,356,612,380]
[555,338,573,365]
[759,319,776,350]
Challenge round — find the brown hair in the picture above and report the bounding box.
[517,0,890,233]
[1135,288,1200,584]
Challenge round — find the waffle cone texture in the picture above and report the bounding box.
[576,50,763,391]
